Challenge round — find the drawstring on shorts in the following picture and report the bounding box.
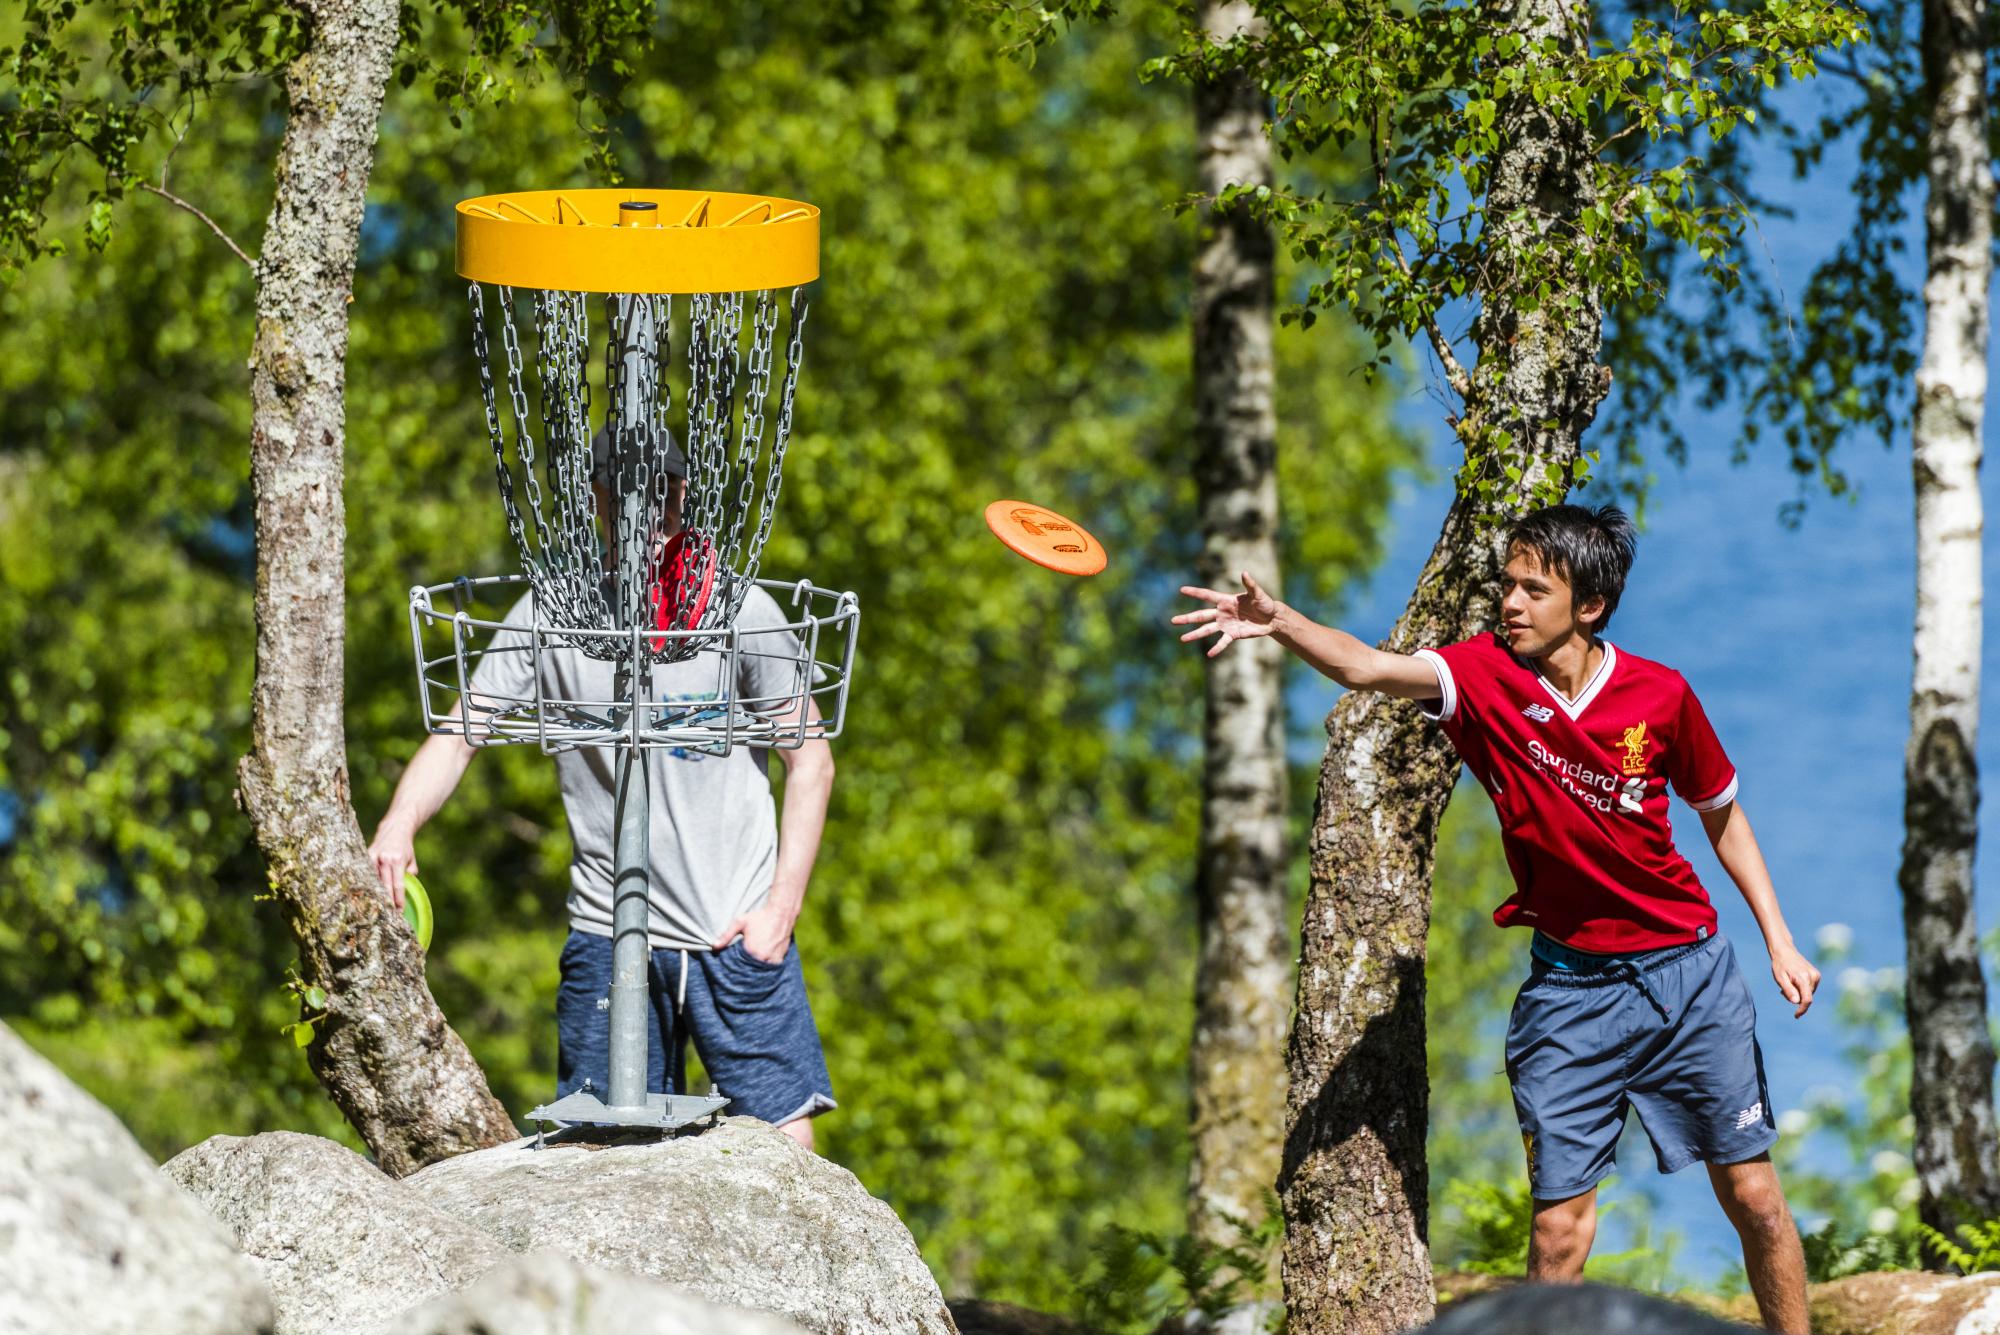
[1607,959,1671,1023]
[1530,933,1714,1025]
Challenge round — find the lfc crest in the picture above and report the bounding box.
[1620,721,1649,775]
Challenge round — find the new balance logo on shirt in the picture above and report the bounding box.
[1522,703,1555,722]
[1734,1102,1764,1131]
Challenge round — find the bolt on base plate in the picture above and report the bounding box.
[528,1089,729,1129]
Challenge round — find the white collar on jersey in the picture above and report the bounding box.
[1529,641,1618,719]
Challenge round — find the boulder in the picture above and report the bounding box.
[163,1130,511,1334]
[384,1248,808,1334]
[0,1019,274,1335]
[1416,1281,1753,1332]
[404,1118,956,1335]
[1801,1269,2000,1335]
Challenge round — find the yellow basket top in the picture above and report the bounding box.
[456,188,819,294]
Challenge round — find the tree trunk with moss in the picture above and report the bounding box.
[1189,0,1290,1271]
[1902,0,2000,1252]
[1279,0,1609,1327]
[234,0,516,1176]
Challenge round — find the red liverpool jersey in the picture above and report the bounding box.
[1416,633,1739,952]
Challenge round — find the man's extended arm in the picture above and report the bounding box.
[1699,801,1821,1018]
[367,731,478,907]
[714,699,834,963]
[1173,571,1440,698]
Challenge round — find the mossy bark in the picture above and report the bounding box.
[1280,0,1608,1328]
[238,0,515,1176]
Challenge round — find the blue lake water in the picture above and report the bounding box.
[1285,79,1995,1281]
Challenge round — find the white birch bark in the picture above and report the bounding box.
[1901,0,1999,1246]
[1189,3,1291,1280]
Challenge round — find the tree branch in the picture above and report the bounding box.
[1815,53,1874,86]
[138,182,256,269]
[1372,119,1469,399]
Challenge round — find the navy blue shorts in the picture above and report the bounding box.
[1504,933,1777,1200]
[554,928,836,1126]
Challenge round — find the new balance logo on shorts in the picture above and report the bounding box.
[1522,702,1555,722]
[1734,1101,1764,1131]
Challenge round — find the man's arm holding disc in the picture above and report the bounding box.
[368,731,477,908]
[1173,572,1441,699]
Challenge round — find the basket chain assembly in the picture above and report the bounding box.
[467,280,810,663]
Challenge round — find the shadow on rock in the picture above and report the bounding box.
[1416,1282,1754,1333]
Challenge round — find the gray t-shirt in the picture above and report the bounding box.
[466,585,805,951]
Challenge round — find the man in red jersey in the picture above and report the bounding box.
[1173,503,1818,1334]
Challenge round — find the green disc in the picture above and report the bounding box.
[402,872,434,953]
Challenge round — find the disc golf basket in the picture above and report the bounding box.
[406,189,859,1132]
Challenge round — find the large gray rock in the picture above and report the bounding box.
[404,1118,956,1335]
[384,1248,808,1335]
[162,1130,512,1335]
[0,1020,273,1335]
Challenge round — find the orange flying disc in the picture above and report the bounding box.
[983,499,1108,577]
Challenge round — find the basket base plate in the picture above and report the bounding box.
[527,1089,730,1129]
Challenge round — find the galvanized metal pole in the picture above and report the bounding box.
[606,745,650,1107]
[605,284,657,1110]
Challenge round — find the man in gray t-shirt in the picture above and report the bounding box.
[465,582,811,955]
[368,431,837,1147]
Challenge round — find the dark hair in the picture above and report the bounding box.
[1506,503,1637,633]
[590,425,688,490]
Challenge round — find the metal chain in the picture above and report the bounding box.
[474,283,609,654]
[733,287,810,613]
[496,288,558,575]
[644,294,687,645]
[683,293,729,554]
[469,279,812,656]
[606,292,705,660]
[548,290,604,631]
[604,294,638,636]
[627,292,660,645]
[532,290,593,634]
[470,284,533,568]
[716,290,778,583]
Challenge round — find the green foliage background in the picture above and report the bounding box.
[0,1,1420,1307]
[2,0,1958,1315]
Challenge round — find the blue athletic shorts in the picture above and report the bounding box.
[554,928,837,1127]
[1504,932,1778,1200]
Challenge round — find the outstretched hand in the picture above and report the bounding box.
[1172,572,1280,658]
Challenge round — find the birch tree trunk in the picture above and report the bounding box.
[1901,0,1999,1251]
[234,0,517,1176]
[1188,0,1290,1270]
[1279,0,1609,1326]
